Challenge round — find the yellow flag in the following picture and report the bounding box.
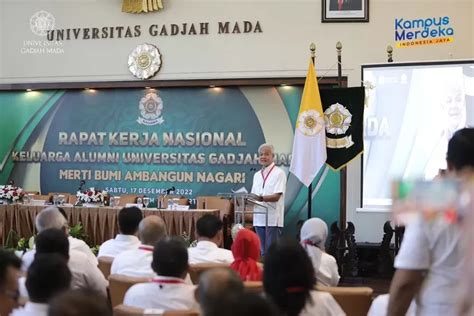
[289,59,327,187]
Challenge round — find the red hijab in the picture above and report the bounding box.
[230,229,263,281]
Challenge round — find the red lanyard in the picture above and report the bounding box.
[261,164,276,189]
[139,245,154,252]
[152,278,184,285]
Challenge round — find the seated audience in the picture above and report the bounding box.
[230,229,263,281]
[97,206,142,258]
[263,238,345,316]
[123,237,198,310]
[387,128,474,316]
[20,228,108,297]
[48,289,112,316]
[0,249,22,316]
[111,215,167,278]
[230,292,278,316]
[300,217,340,286]
[188,214,234,264]
[11,254,71,316]
[195,268,244,316]
[22,206,97,270]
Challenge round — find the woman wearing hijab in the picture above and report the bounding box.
[300,218,340,287]
[230,229,263,281]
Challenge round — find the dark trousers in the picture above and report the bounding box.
[255,226,282,256]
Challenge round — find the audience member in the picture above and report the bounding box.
[300,218,340,287]
[387,128,474,316]
[230,229,263,281]
[196,268,244,316]
[263,238,345,316]
[48,289,112,316]
[230,292,278,316]
[111,215,167,278]
[0,249,22,316]
[22,206,97,270]
[22,228,108,297]
[123,237,198,310]
[188,214,234,264]
[11,254,71,316]
[98,206,142,258]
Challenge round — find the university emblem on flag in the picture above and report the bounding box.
[320,87,365,170]
[137,92,164,126]
[324,103,354,148]
[298,110,325,136]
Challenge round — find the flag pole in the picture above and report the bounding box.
[336,41,347,233]
[307,42,316,220]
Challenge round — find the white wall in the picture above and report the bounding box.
[1,0,473,242]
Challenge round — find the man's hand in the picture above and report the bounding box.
[387,269,425,316]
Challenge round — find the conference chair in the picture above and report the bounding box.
[108,274,151,308]
[316,285,373,316]
[114,305,199,316]
[188,263,230,284]
[98,256,114,279]
[118,195,140,206]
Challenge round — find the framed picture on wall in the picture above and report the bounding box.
[322,0,369,23]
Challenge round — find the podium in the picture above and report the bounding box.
[219,192,270,249]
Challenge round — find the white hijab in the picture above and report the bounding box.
[300,218,339,287]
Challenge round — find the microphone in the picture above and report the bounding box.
[165,186,176,195]
[78,180,86,192]
[8,179,14,186]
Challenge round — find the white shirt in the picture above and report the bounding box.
[300,291,346,316]
[188,241,234,264]
[19,250,108,298]
[251,163,287,227]
[368,294,417,316]
[22,236,98,271]
[98,234,140,258]
[124,276,198,310]
[111,245,155,278]
[11,302,48,316]
[305,247,340,287]
[394,216,462,316]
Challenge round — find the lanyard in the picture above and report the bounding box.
[152,278,185,285]
[261,164,276,189]
[139,245,154,252]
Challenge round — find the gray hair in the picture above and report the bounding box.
[35,206,68,233]
[258,143,275,155]
[138,215,167,246]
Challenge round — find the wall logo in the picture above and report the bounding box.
[394,16,454,48]
[137,92,164,126]
[30,10,55,36]
[122,0,164,13]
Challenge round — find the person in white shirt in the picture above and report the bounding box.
[98,206,142,258]
[22,206,98,271]
[11,254,71,316]
[19,228,108,298]
[387,128,474,316]
[300,218,340,287]
[263,238,345,316]
[111,215,167,278]
[188,214,234,264]
[124,237,198,310]
[0,250,22,316]
[251,143,287,255]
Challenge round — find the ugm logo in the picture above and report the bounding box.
[137,93,164,126]
[122,0,164,13]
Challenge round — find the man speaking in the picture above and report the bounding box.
[251,143,286,255]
